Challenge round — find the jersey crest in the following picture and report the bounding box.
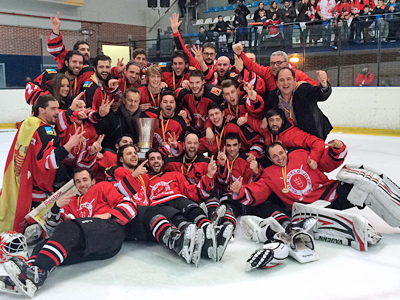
[45,69,57,74]
[210,87,222,96]
[83,81,93,88]
[44,126,56,136]
[286,166,313,196]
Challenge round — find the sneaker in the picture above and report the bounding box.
[4,257,49,298]
[201,224,217,262]
[215,222,234,262]
[0,275,20,295]
[168,224,196,264]
[191,228,205,267]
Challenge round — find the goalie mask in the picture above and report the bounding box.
[0,231,29,263]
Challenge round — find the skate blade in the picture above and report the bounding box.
[4,261,37,299]
[192,229,205,267]
[206,225,217,262]
[0,281,21,295]
[182,225,197,264]
[216,224,234,262]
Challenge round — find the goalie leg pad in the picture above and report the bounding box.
[245,241,288,272]
[292,201,382,251]
[240,216,285,243]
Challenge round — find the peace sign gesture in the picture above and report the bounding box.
[99,95,114,117]
[207,155,218,178]
[167,132,178,149]
[217,147,227,166]
[116,58,126,74]
[91,134,104,155]
[243,82,257,101]
[132,159,148,178]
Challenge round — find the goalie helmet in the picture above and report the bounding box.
[0,231,28,263]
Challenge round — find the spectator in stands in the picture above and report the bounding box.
[197,26,207,45]
[279,0,297,48]
[333,0,352,45]
[358,5,374,42]
[316,0,336,46]
[216,15,229,52]
[265,1,282,43]
[355,66,375,86]
[372,0,388,42]
[233,5,250,45]
[178,0,186,18]
[350,0,376,43]
[308,0,323,46]
[206,24,216,43]
[384,0,400,42]
[254,2,266,22]
[297,0,312,46]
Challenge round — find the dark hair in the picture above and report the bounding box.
[189,69,204,80]
[202,42,216,52]
[93,54,111,67]
[200,25,205,29]
[51,73,69,104]
[208,24,214,29]
[117,144,137,166]
[73,167,94,180]
[126,61,141,71]
[172,50,190,65]
[132,48,147,59]
[224,132,240,142]
[146,148,161,160]
[276,66,296,80]
[161,88,176,101]
[266,108,287,123]
[62,50,84,72]
[218,15,223,18]
[73,41,89,52]
[124,87,141,99]
[207,102,223,113]
[116,135,134,146]
[221,79,236,90]
[266,142,284,158]
[364,4,370,8]
[32,95,57,117]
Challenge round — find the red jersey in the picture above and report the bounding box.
[138,86,162,107]
[80,74,118,110]
[233,149,341,209]
[147,171,214,206]
[164,154,210,185]
[161,63,191,90]
[60,181,137,225]
[318,140,348,173]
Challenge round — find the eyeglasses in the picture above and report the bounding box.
[270,61,285,67]
[203,52,216,57]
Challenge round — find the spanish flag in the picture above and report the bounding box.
[0,116,42,233]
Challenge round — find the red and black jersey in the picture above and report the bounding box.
[204,67,241,87]
[80,74,117,110]
[110,66,141,93]
[164,154,211,185]
[138,86,162,107]
[223,93,265,120]
[176,84,223,132]
[60,181,137,225]
[217,149,254,194]
[232,149,341,209]
[141,108,189,149]
[105,166,150,206]
[245,117,325,163]
[318,141,348,173]
[147,171,214,206]
[199,119,265,157]
[236,68,266,96]
[97,150,117,170]
[161,63,191,90]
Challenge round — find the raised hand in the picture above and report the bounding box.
[191,45,205,64]
[91,134,104,155]
[217,147,227,166]
[207,155,218,178]
[116,58,126,74]
[206,127,215,145]
[232,43,243,56]
[160,82,169,89]
[167,132,178,149]
[50,11,61,35]
[243,82,257,101]
[99,95,114,117]
[178,110,188,119]
[246,152,255,163]
[55,190,74,207]
[307,156,318,170]
[260,117,268,131]
[70,92,86,111]
[181,79,190,90]
[250,160,258,175]
[132,159,148,178]
[64,127,86,152]
[229,177,243,193]
[237,113,248,126]
[108,79,119,90]
[170,13,182,34]
[316,70,328,87]
[326,139,343,149]
[234,54,244,72]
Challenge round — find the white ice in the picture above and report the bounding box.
[0,130,399,300]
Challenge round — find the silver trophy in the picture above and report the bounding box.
[136,118,157,152]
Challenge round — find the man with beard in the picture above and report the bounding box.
[80,55,119,111]
[232,43,317,94]
[111,61,142,92]
[25,51,84,106]
[161,51,191,90]
[1,168,137,298]
[170,13,217,72]
[141,89,189,149]
[176,69,223,134]
[0,95,84,233]
[96,88,142,151]
[146,149,234,263]
[132,48,151,85]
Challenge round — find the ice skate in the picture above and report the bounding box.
[191,228,205,267]
[201,224,217,262]
[0,275,21,295]
[215,222,234,262]
[166,224,196,264]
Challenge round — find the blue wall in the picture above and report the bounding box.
[0,55,43,88]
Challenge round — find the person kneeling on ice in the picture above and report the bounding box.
[1,168,137,298]
[231,142,397,270]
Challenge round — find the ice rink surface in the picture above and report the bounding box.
[0,130,399,300]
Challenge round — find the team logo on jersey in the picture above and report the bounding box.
[46,69,57,74]
[44,126,56,135]
[210,87,222,96]
[83,81,93,88]
[77,198,95,218]
[150,180,174,200]
[158,62,167,67]
[286,167,313,196]
[230,72,238,78]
